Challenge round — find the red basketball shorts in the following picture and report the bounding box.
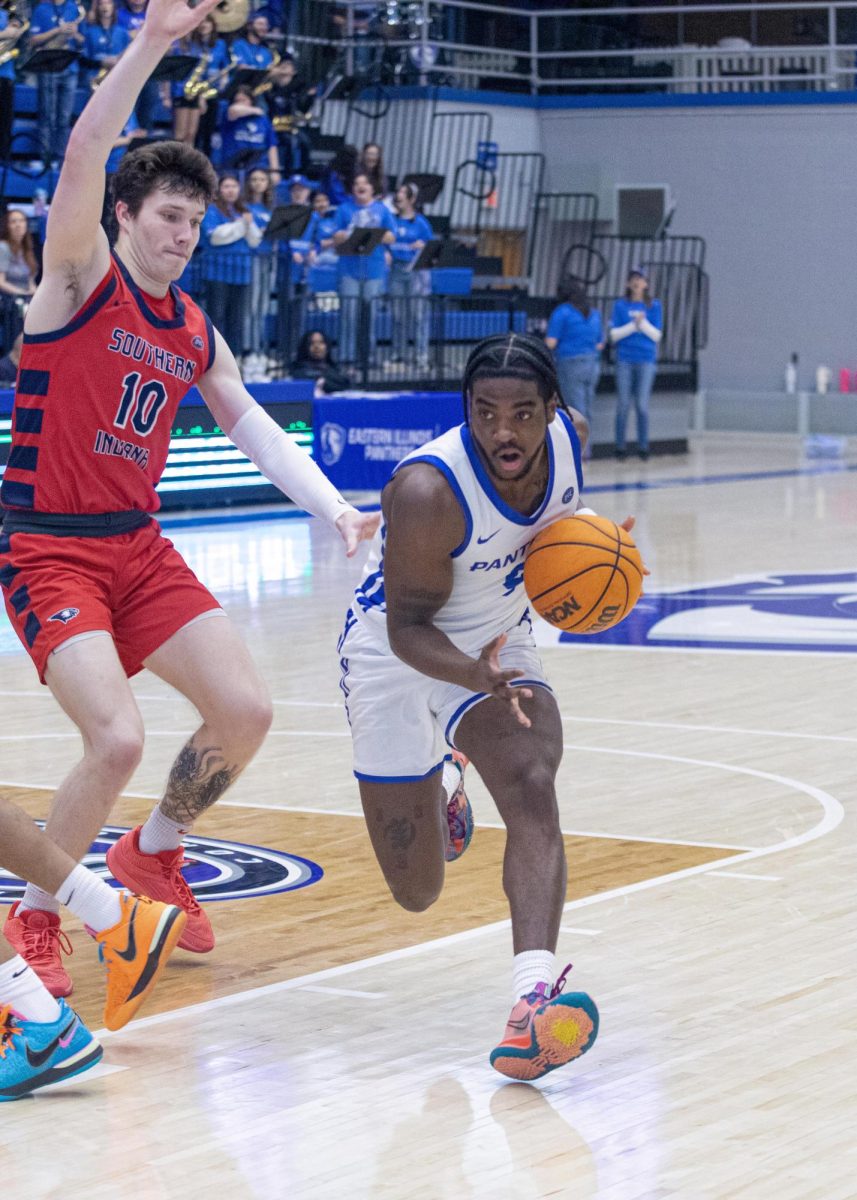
[0,521,222,682]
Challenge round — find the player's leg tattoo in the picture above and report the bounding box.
[160,738,241,825]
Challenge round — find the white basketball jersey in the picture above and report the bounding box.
[349,410,585,655]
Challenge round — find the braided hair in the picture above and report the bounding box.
[462,333,569,422]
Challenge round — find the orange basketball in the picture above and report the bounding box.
[524,514,644,633]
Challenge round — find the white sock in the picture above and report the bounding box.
[18,883,60,917]
[0,956,62,1023]
[441,759,462,803]
[138,806,188,855]
[55,864,122,934]
[512,950,556,1003]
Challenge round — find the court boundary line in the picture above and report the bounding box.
[86,759,842,1040]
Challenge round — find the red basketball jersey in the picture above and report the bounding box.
[2,253,214,514]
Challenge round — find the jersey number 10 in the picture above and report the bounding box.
[114,371,169,437]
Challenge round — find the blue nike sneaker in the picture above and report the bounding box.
[445,750,474,863]
[0,999,103,1101]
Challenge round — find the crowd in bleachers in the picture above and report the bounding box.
[0,0,448,386]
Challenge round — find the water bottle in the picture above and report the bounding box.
[33,188,47,218]
[838,368,851,393]
[784,352,798,394]
[815,365,831,395]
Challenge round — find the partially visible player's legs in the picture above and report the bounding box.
[454,688,599,1080]
[6,638,145,994]
[358,772,448,912]
[107,615,273,953]
[0,796,186,1030]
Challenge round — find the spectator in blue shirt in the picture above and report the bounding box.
[220,82,281,180]
[241,167,275,373]
[231,14,274,71]
[201,172,264,364]
[609,268,663,461]
[545,276,604,457]
[83,0,129,88]
[388,182,433,369]
[28,0,85,163]
[331,172,396,367]
[304,190,338,271]
[171,17,227,147]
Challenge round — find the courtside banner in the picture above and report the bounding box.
[313,392,462,490]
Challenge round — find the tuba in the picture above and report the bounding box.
[211,0,249,35]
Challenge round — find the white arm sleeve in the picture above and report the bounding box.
[244,219,264,249]
[209,219,247,246]
[609,321,637,343]
[639,318,662,343]
[228,405,357,526]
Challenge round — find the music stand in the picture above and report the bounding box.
[401,173,445,206]
[226,148,268,172]
[149,54,198,84]
[24,48,79,74]
[230,67,269,91]
[410,239,445,271]
[336,228,386,256]
[264,203,312,242]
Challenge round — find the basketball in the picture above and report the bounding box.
[524,514,644,633]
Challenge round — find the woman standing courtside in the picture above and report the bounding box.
[609,267,662,461]
[545,275,603,458]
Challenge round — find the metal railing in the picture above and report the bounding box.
[289,0,857,95]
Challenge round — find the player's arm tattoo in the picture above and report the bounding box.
[160,739,241,824]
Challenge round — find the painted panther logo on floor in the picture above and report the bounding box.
[0,826,323,904]
[535,571,857,654]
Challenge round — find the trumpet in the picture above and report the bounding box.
[89,62,108,90]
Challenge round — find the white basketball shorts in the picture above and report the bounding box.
[338,614,552,782]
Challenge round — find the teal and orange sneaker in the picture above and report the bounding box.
[490,965,599,1081]
[0,999,102,1101]
[445,750,474,863]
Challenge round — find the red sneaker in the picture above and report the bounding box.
[3,904,73,998]
[106,827,214,954]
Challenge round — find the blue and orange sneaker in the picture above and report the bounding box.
[490,964,599,1081]
[445,751,474,863]
[0,999,102,1101]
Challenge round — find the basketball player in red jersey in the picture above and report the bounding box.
[0,0,379,998]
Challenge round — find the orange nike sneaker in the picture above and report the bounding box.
[490,965,599,1082]
[95,891,187,1031]
[3,904,73,998]
[106,826,214,953]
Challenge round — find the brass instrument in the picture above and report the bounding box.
[0,9,29,69]
[198,51,238,101]
[89,63,108,90]
[251,48,280,96]
[182,50,210,99]
[272,110,310,135]
[210,0,249,35]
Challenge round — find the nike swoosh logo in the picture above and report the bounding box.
[116,901,138,962]
[477,530,501,544]
[12,966,28,979]
[25,1015,78,1069]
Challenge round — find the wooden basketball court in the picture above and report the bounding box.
[1,432,854,1200]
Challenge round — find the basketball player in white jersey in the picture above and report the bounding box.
[339,333,635,1080]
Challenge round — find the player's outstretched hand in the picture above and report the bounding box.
[335,509,381,557]
[143,0,222,43]
[474,633,532,728]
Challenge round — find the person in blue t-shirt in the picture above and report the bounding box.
[201,172,264,362]
[231,14,274,71]
[219,82,282,180]
[0,7,25,160]
[331,172,396,367]
[609,268,662,461]
[28,0,85,163]
[83,0,130,89]
[387,182,433,369]
[241,167,275,371]
[545,276,603,457]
